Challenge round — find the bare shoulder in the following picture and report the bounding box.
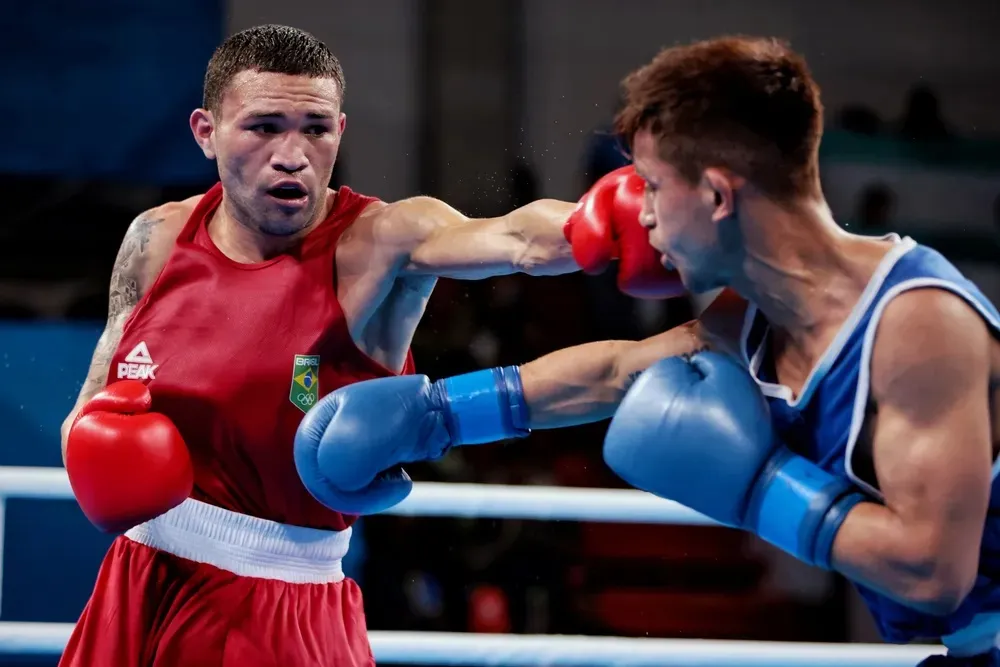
[870,287,990,411]
[129,196,198,251]
[108,195,200,316]
[348,196,462,248]
[341,198,392,242]
[873,287,989,369]
[338,197,460,275]
[335,199,395,276]
[146,195,200,244]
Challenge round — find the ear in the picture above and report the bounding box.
[337,112,347,137]
[189,108,217,160]
[701,168,742,223]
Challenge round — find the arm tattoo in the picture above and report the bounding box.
[621,344,713,394]
[76,211,164,402]
[622,369,644,394]
[108,212,158,317]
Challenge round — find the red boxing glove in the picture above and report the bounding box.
[564,165,685,299]
[66,380,193,533]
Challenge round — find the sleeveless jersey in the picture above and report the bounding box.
[742,234,1000,643]
[108,183,415,531]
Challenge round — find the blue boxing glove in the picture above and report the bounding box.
[603,352,865,569]
[294,367,529,514]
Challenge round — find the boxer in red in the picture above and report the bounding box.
[57,24,678,667]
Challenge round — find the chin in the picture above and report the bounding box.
[264,217,315,237]
[255,212,306,236]
[259,225,303,238]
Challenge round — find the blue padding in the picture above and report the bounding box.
[748,450,860,568]
[439,367,530,445]
[813,491,866,570]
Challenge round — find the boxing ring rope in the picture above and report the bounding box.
[0,466,716,525]
[0,466,946,666]
[0,622,943,666]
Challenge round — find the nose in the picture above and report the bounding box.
[271,135,308,174]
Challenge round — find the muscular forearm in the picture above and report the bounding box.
[831,502,977,615]
[505,199,578,276]
[400,197,578,279]
[519,340,634,429]
[519,324,703,429]
[61,328,118,463]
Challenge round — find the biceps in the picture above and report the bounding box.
[874,401,992,542]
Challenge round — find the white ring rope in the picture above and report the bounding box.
[0,466,948,664]
[0,622,944,665]
[0,467,74,501]
[0,466,714,525]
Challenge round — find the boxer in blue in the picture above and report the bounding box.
[294,36,1000,665]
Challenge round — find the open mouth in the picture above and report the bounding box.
[267,184,307,201]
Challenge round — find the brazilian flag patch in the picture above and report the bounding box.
[290,355,320,413]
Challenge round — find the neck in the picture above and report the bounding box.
[210,191,333,263]
[730,193,876,348]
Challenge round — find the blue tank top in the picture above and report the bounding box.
[741,235,1000,644]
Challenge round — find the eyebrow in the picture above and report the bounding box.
[246,111,334,120]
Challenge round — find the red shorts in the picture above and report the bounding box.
[58,499,372,667]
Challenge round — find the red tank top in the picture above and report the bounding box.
[109,183,415,531]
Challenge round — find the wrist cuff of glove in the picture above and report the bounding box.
[435,366,531,445]
[811,490,865,570]
[746,449,865,569]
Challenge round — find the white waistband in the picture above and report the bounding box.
[124,498,351,584]
[942,613,1000,657]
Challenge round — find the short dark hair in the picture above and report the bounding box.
[616,36,823,200]
[203,24,346,114]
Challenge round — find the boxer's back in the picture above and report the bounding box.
[108,183,414,530]
[741,233,1000,643]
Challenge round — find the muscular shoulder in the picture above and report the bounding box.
[340,198,390,242]
[133,196,198,280]
[333,199,396,278]
[346,196,462,251]
[146,195,199,241]
[870,287,990,416]
[108,195,198,318]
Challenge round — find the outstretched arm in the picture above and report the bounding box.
[514,288,746,428]
[295,316,706,515]
[831,289,993,615]
[519,323,704,428]
[367,165,677,290]
[516,288,744,427]
[386,196,579,279]
[293,289,744,515]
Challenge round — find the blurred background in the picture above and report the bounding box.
[1,0,999,664]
